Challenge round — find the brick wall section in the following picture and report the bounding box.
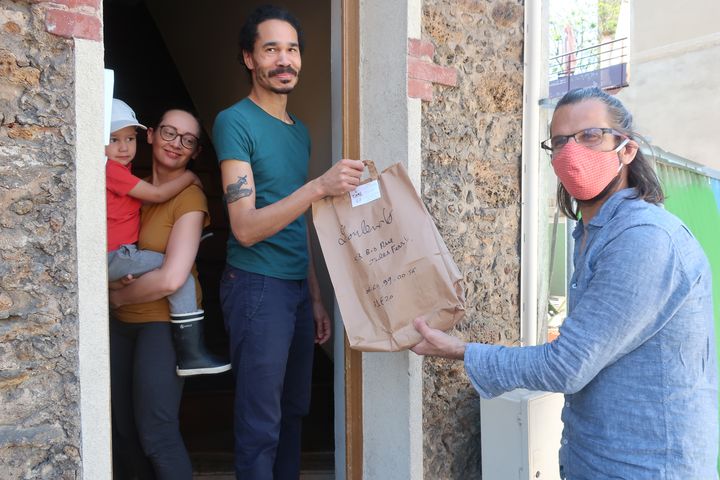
[45,8,101,41]
[39,0,102,41]
[407,38,458,101]
[420,1,525,477]
[0,0,100,477]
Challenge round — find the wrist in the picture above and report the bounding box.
[108,292,123,308]
[455,342,467,361]
[309,291,322,304]
[308,178,325,200]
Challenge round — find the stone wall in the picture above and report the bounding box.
[420,1,525,477]
[0,0,98,477]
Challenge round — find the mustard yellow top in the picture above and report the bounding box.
[114,184,210,323]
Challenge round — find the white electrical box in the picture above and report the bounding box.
[480,389,564,480]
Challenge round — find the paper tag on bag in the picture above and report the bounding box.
[350,180,381,207]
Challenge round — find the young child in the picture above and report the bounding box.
[106,98,230,376]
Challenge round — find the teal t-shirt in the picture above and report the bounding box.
[213,98,311,280]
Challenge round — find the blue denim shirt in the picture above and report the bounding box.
[465,188,718,479]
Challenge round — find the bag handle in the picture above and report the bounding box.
[363,160,379,180]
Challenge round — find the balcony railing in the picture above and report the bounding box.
[549,37,629,99]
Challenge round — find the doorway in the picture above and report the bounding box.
[103,0,336,475]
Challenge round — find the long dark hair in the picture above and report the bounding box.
[553,87,664,220]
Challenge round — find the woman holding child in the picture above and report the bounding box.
[108,107,210,479]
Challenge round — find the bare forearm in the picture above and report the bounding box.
[306,233,323,302]
[230,179,323,247]
[110,269,178,307]
[307,266,321,299]
[130,171,196,203]
[449,342,467,360]
[151,172,195,202]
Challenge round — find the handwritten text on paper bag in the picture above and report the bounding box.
[337,208,394,245]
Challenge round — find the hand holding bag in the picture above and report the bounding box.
[312,160,465,352]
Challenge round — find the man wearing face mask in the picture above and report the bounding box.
[410,87,718,480]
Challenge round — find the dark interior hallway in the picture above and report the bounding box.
[103,0,335,474]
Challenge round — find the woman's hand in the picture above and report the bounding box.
[108,275,136,308]
[107,212,204,306]
[411,317,466,360]
[109,274,135,290]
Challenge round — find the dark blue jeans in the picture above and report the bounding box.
[110,319,192,480]
[220,266,315,480]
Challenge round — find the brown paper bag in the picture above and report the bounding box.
[312,160,465,352]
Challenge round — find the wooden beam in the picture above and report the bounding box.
[342,0,363,478]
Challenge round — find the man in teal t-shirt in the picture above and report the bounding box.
[212,5,364,479]
[214,97,312,280]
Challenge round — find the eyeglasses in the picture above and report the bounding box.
[540,128,627,153]
[158,125,199,150]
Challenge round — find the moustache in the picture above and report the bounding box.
[269,66,298,77]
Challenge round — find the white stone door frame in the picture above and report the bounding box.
[353,0,425,478]
[75,1,428,478]
[75,38,113,480]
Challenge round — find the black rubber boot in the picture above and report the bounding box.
[170,310,231,377]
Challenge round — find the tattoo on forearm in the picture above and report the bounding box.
[225,175,254,204]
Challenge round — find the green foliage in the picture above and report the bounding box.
[548,0,599,76]
[549,0,599,57]
[598,0,622,37]
[548,0,626,77]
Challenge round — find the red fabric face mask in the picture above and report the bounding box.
[551,139,629,201]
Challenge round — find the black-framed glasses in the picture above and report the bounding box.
[540,127,627,153]
[158,125,199,150]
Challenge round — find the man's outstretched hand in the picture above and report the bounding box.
[410,317,466,360]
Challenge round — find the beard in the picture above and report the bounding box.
[266,66,298,94]
[270,84,296,94]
